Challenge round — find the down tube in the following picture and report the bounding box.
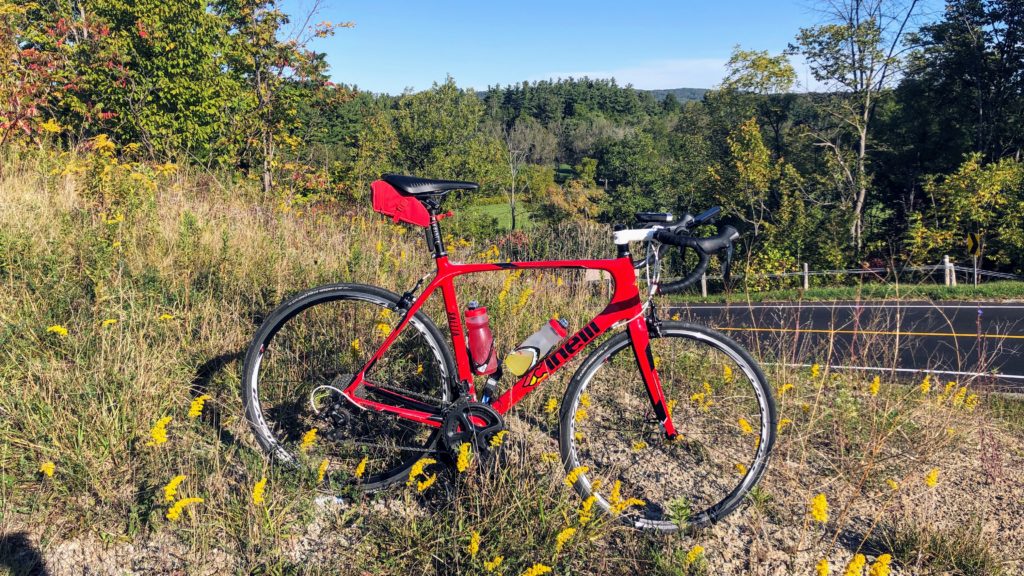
[627,317,678,437]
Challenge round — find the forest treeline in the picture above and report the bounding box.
[2,0,1023,276]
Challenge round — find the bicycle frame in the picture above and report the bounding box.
[342,221,679,438]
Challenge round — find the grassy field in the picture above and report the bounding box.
[669,281,1024,304]
[463,200,536,231]
[1,151,1023,575]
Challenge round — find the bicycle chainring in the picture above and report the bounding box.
[440,398,505,458]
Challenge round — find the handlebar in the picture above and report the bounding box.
[653,225,739,294]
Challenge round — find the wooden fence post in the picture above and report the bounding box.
[701,273,707,298]
[802,262,809,290]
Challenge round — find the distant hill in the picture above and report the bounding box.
[644,87,708,102]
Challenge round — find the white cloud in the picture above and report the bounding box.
[536,58,729,90]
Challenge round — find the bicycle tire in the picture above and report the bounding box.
[559,321,776,531]
[242,283,457,490]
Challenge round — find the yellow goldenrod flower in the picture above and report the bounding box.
[886,479,899,492]
[779,383,794,395]
[39,461,55,478]
[416,364,424,375]
[801,402,811,413]
[484,556,503,572]
[738,418,753,435]
[952,386,968,407]
[457,442,473,473]
[778,418,793,433]
[374,322,391,339]
[146,416,172,446]
[868,553,892,576]
[920,374,932,395]
[489,430,508,448]
[685,544,705,565]
[187,395,211,419]
[723,365,733,382]
[318,458,330,482]
[46,325,69,337]
[564,465,588,486]
[406,458,437,486]
[574,408,588,423]
[843,554,866,576]
[666,398,677,417]
[467,530,480,557]
[165,497,203,521]
[158,313,175,321]
[925,468,938,488]
[631,440,647,451]
[579,392,591,408]
[101,318,118,327]
[39,118,62,133]
[541,452,560,463]
[816,558,830,576]
[810,493,829,523]
[811,363,821,378]
[350,338,360,353]
[555,527,576,552]
[252,476,267,504]
[375,240,383,253]
[520,563,552,576]
[964,394,979,412]
[544,397,557,414]
[416,473,437,492]
[574,431,584,442]
[670,313,681,321]
[735,463,748,476]
[163,475,186,502]
[869,376,880,396]
[300,428,318,452]
[579,495,596,525]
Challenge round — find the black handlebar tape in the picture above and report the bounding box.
[654,226,739,294]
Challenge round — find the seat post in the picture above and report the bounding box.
[422,197,447,259]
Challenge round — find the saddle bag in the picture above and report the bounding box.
[371,180,431,227]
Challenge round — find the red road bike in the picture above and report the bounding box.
[242,174,777,531]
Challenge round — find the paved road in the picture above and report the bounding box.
[667,301,1024,391]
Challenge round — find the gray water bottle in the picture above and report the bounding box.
[504,318,570,376]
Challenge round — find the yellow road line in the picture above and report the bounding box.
[716,326,1024,340]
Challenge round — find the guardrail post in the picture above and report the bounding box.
[700,273,707,298]
[942,255,957,286]
[802,262,809,290]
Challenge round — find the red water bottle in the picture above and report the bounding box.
[465,301,498,375]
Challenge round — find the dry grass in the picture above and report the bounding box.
[1,149,1022,575]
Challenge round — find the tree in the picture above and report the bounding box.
[502,117,556,230]
[793,0,923,253]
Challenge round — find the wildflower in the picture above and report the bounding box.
[374,322,391,338]
[886,479,899,492]
[467,530,480,557]
[520,564,552,576]
[416,473,437,492]
[670,313,681,321]
[39,118,62,133]
[666,399,677,417]
[484,556,503,572]
[163,475,186,501]
[46,325,69,337]
[574,408,588,423]
[146,416,172,446]
[685,544,705,565]
[939,381,956,402]
[375,240,383,253]
[318,458,330,482]
[920,374,932,395]
[811,363,821,378]
[541,452,560,464]
[555,527,576,552]
[723,365,733,382]
[489,430,508,448]
[843,554,866,576]
[406,458,437,486]
[810,493,829,523]
[158,313,174,321]
[39,461,55,478]
[738,418,753,435]
[416,364,424,375]
[252,476,267,504]
[952,386,968,407]
[165,497,203,521]
[779,383,794,395]
[631,440,647,451]
[778,418,793,433]
[869,376,880,396]
[556,277,565,287]
[574,431,584,442]
[653,356,662,369]
[101,318,118,327]
[187,395,211,419]
[104,212,125,225]
[801,402,811,413]
[456,442,473,473]
[925,468,939,488]
[965,394,979,411]
[868,554,892,576]
[579,393,591,408]
[514,288,534,312]
[544,397,557,414]
[579,495,596,524]
[300,428,317,452]
[608,480,646,513]
[564,465,588,486]
[350,338,360,352]
[735,463,748,476]
[816,558,831,576]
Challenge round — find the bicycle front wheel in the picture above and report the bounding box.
[559,321,776,531]
[242,284,456,491]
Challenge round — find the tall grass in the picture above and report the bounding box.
[1,150,1021,574]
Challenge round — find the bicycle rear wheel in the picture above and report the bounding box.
[559,321,776,531]
[242,284,455,490]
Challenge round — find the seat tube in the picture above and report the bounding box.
[627,316,678,437]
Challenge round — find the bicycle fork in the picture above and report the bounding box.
[627,316,679,438]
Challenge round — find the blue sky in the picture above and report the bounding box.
[283,0,944,94]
